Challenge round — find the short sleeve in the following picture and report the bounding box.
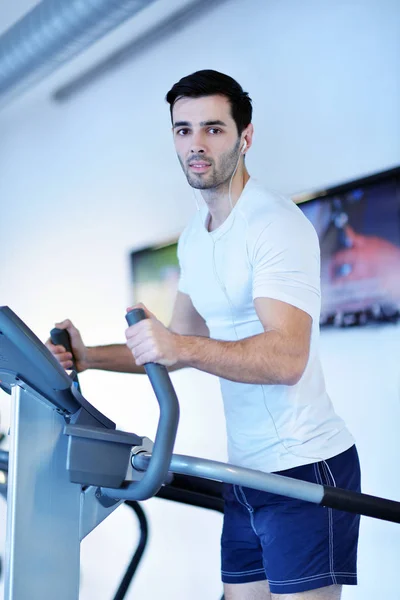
[251,216,321,320]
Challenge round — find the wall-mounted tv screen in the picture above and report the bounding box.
[295,166,400,327]
[130,240,179,326]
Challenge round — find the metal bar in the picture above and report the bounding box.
[133,453,323,504]
[134,453,400,524]
[100,309,180,501]
[113,502,149,600]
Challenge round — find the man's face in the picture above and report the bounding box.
[171,95,242,190]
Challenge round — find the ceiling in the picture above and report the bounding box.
[0,0,219,116]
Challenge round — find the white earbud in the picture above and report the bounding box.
[241,139,247,154]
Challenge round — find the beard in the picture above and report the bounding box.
[179,138,241,190]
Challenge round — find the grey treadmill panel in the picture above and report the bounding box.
[0,306,113,425]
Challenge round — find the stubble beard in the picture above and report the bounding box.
[179,138,241,191]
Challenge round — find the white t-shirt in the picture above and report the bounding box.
[178,178,354,473]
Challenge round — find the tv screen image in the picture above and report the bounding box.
[296,167,400,326]
[130,241,179,326]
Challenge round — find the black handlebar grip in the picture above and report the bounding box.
[50,327,81,393]
[125,308,146,327]
[50,327,73,355]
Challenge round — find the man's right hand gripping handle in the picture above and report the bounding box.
[46,319,88,373]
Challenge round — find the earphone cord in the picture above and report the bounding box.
[228,143,245,211]
[192,141,246,213]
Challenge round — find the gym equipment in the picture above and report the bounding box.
[0,319,224,599]
[0,457,224,599]
[0,305,400,600]
[48,326,226,599]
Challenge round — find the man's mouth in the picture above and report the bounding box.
[188,161,211,172]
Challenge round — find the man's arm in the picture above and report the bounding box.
[45,319,140,374]
[47,291,208,374]
[83,343,141,373]
[126,297,312,386]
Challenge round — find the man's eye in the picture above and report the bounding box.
[177,129,189,136]
[208,128,222,134]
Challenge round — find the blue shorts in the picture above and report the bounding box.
[221,445,361,594]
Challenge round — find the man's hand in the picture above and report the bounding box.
[45,320,89,372]
[125,304,181,367]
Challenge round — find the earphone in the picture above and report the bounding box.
[241,139,247,154]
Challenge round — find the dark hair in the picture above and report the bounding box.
[165,69,252,134]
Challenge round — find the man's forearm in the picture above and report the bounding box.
[85,344,183,374]
[85,344,144,374]
[175,330,306,385]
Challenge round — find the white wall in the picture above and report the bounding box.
[0,0,399,598]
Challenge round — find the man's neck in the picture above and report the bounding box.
[202,168,250,232]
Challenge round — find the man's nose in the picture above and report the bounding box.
[190,132,207,154]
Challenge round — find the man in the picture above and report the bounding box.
[47,70,360,600]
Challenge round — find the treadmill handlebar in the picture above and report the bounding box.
[0,306,81,414]
[101,308,180,501]
[50,328,74,357]
[50,328,81,393]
